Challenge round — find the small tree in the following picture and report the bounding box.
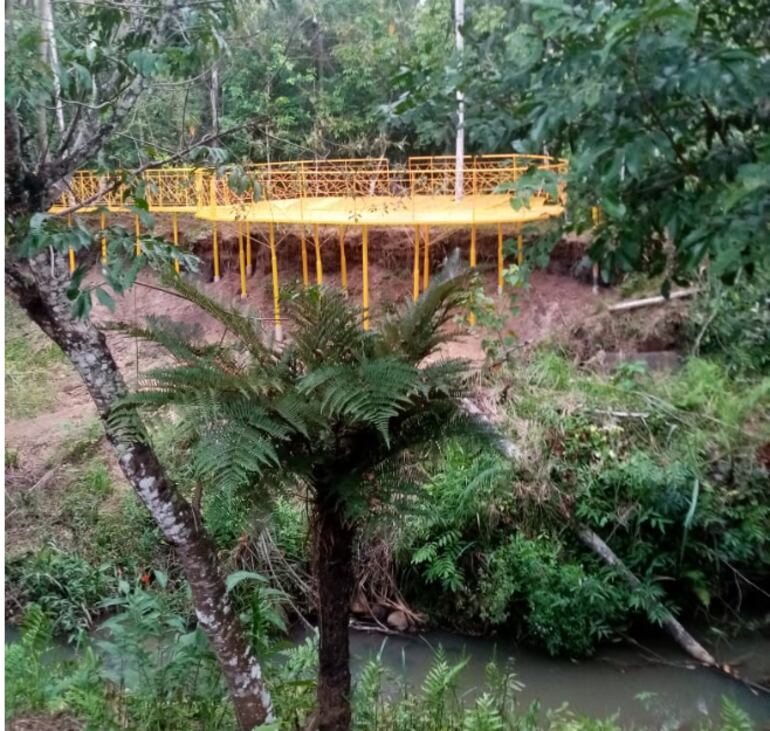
[115,270,489,730]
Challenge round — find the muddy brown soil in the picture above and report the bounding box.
[5,258,612,469]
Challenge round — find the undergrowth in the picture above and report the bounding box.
[6,601,758,731]
[5,297,71,420]
[391,346,769,655]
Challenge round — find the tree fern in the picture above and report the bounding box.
[119,267,489,725]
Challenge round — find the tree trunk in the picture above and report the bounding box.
[6,251,274,730]
[313,494,355,731]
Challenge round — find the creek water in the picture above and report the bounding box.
[343,628,770,730]
[6,622,770,729]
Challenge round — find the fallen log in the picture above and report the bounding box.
[574,525,718,667]
[608,287,699,313]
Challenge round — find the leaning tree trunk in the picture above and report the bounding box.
[6,250,274,730]
[313,491,355,731]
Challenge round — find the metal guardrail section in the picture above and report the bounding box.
[52,155,567,212]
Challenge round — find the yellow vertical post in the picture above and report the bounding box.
[422,226,430,291]
[269,222,282,340]
[497,223,504,295]
[134,215,141,256]
[362,225,370,330]
[412,225,420,301]
[338,225,347,290]
[238,222,247,299]
[209,176,220,281]
[172,213,180,273]
[469,224,478,325]
[313,224,323,284]
[245,221,252,275]
[591,206,600,293]
[212,223,220,281]
[517,230,524,266]
[300,228,309,288]
[100,212,107,264]
[67,213,76,272]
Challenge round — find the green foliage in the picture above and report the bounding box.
[6,547,117,635]
[115,273,484,524]
[479,535,627,657]
[510,347,769,624]
[97,582,234,729]
[5,298,69,420]
[5,605,59,717]
[403,442,509,594]
[6,447,20,469]
[6,601,760,730]
[717,698,755,731]
[507,0,769,282]
[689,267,770,375]
[6,592,237,730]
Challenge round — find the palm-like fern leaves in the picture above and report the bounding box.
[378,266,472,362]
[160,270,273,360]
[118,268,486,504]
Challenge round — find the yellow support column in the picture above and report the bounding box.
[134,215,141,256]
[469,224,477,326]
[338,225,347,290]
[497,223,504,295]
[591,206,600,293]
[362,225,370,330]
[313,224,323,284]
[238,222,247,299]
[100,212,107,264]
[269,222,282,340]
[172,213,180,273]
[67,214,76,272]
[412,225,420,301]
[246,221,252,275]
[210,176,220,281]
[300,228,309,288]
[422,226,430,291]
[212,223,220,281]
[517,230,524,266]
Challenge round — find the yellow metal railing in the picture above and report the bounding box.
[51,154,567,212]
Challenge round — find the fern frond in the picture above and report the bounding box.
[380,270,472,362]
[720,697,755,731]
[283,286,368,366]
[160,271,272,359]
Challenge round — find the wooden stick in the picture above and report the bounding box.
[609,288,699,313]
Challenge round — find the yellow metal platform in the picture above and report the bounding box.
[197,194,562,227]
[53,154,568,336]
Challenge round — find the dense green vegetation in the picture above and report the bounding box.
[6,272,769,727]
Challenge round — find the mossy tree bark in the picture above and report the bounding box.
[313,490,355,731]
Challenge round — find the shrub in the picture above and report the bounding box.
[689,268,770,376]
[5,546,116,635]
[479,535,628,657]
